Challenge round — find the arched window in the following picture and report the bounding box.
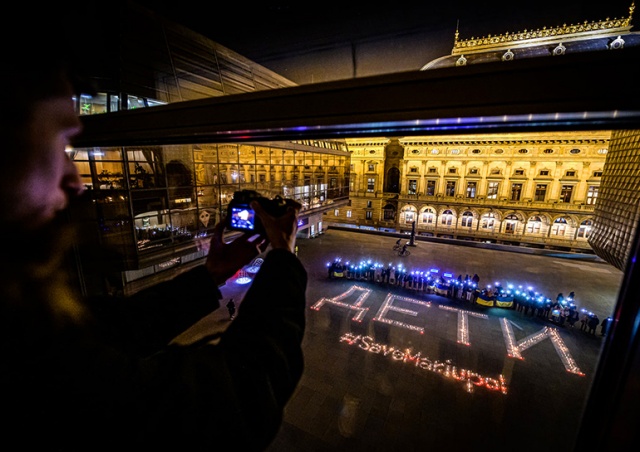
[504,214,518,234]
[420,207,436,225]
[385,167,400,193]
[526,216,542,234]
[401,205,417,224]
[461,211,473,228]
[383,204,396,221]
[480,213,496,231]
[551,217,568,236]
[577,219,593,239]
[441,209,454,226]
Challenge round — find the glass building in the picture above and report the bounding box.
[70,141,350,295]
[65,2,350,296]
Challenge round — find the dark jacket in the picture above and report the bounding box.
[1,237,307,451]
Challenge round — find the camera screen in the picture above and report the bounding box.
[229,205,256,231]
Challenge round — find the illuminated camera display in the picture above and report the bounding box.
[228,205,257,232]
[226,189,289,234]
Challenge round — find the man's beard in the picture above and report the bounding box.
[12,209,77,266]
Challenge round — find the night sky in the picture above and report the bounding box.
[133,1,634,84]
[138,1,635,62]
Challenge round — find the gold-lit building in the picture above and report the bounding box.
[337,132,607,252]
[333,3,638,254]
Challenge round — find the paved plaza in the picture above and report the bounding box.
[193,229,623,452]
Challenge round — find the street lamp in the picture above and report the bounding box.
[409,220,416,246]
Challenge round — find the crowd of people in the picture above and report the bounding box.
[327,257,478,294]
[326,256,612,337]
[512,291,611,336]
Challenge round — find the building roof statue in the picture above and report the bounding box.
[422,2,637,70]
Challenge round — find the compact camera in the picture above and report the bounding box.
[226,189,289,234]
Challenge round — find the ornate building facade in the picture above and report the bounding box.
[329,3,638,255]
[423,2,637,70]
[332,132,607,252]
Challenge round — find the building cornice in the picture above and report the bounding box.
[452,2,635,55]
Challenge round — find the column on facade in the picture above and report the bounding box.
[402,160,408,195]
[505,161,513,207]
[552,161,563,202]
[460,160,467,200]
[578,161,591,204]
[440,160,447,197]
[482,161,489,199]
[525,161,536,201]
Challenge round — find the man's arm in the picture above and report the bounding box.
[131,248,307,450]
[85,265,223,356]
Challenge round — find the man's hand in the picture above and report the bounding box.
[252,199,301,253]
